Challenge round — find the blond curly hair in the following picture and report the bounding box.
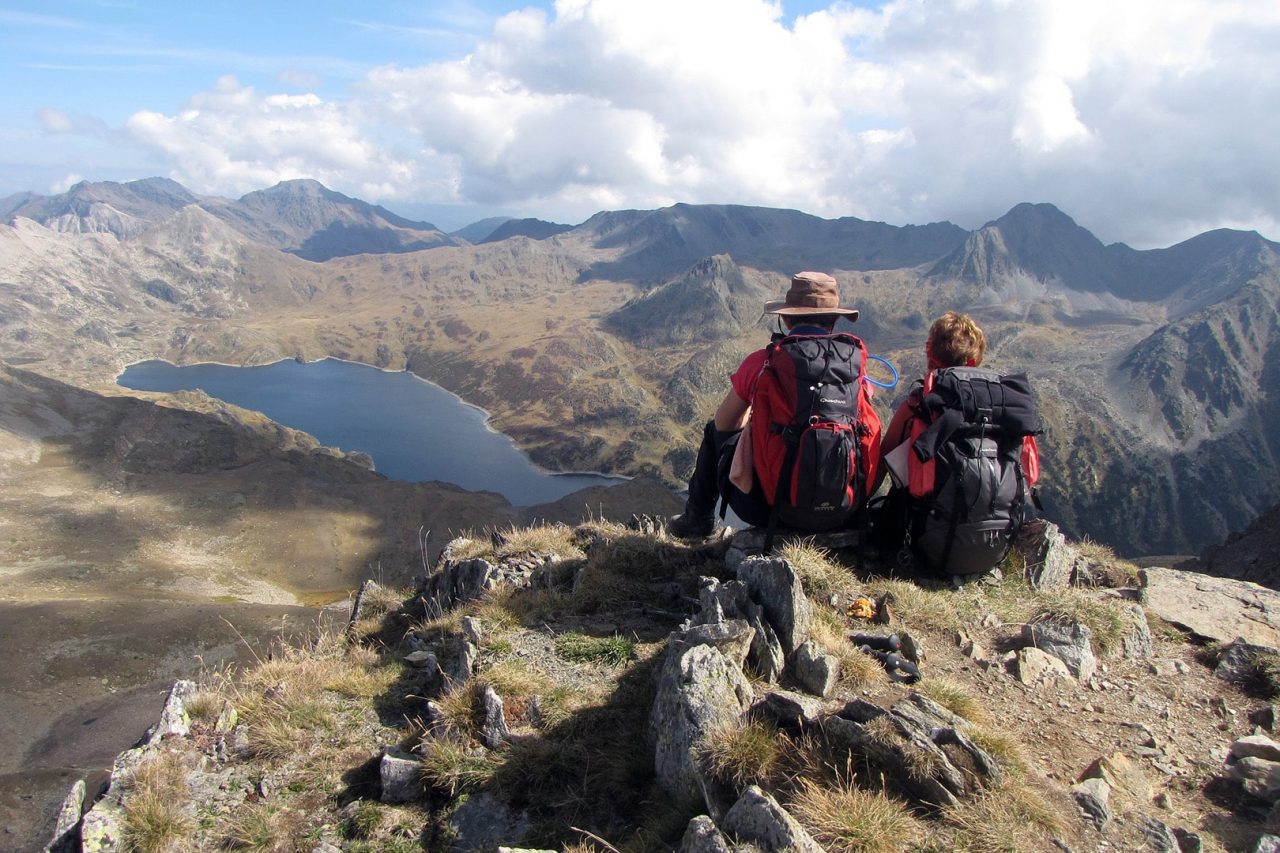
[927,311,986,367]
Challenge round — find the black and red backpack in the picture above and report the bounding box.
[748,332,882,544]
[903,366,1042,576]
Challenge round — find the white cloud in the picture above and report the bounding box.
[117,0,1280,246]
[125,76,416,199]
[51,173,84,193]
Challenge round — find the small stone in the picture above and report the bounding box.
[404,650,439,668]
[1070,777,1111,830]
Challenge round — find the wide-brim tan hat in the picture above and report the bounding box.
[763,271,859,321]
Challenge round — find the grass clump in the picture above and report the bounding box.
[223,801,312,852]
[182,689,227,726]
[1030,587,1129,655]
[417,738,499,796]
[917,678,989,726]
[554,632,635,666]
[778,539,858,600]
[863,578,962,634]
[493,522,583,560]
[808,609,887,689]
[1075,537,1141,586]
[789,779,924,853]
[699,721,785,788]
[121,751,196,853]
[943,780,1065,852]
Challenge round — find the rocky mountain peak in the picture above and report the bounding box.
[929,201,1120,293]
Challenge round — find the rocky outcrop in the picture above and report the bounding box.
[1141,566,1280,646]
[650,639,754,802]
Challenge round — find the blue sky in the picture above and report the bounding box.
[2,0,1278,245]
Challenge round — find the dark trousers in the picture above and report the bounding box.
[685,420,773,527]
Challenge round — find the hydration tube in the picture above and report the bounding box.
[865,355,900,389]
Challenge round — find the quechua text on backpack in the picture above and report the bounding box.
[905,366,1042,576]
[749,332,882,534]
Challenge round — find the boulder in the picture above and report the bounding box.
[43,779,85,853]
[145,680,196,745]
[480,685,511,749]
[793,640,839,698]
[1141,567,1280,646]
[379,750,422,804]
[1080,752,1152,804]
[448,792,530,853]
[675,620,756,670]
[1231,756,1280,802]
[1016,647,1073,685]
[1232,735,1280,764]
[1017,521,1079,589]
[422,552,497,613]
[650,643,753,803]
[678,816,733,853]
[826,694,999,807]
[1216,638,1280,685]
[695,577,784,681]
[752,690,825,728]
[721,785,823,853]
[737,556,812,656]
[1138,814,1180,852]
[1023,620,1096,681]
[1121,604,1154,660]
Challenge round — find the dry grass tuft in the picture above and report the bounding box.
[779,539,858,600]
[917,678,989,725]
[121,751,195,853]
[440,535,492,561]
[863,717,940,784]
[808,609,888,689]
[1030,587,1129,655]
[965,724,1029,774]
[699,721,785,788]
[223,801,313,852]
[417,738,499,795]
[182,689,226,725]
[789,779,924,853]
[357,581,409,620]
[943,780,1066,852]
[1076,537,1141,586]
[862,578,962,634]
[554,632,635,666]
[494,522,583,560]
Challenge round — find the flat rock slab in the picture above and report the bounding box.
[1140,567,1280,646]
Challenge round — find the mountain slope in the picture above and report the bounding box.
[6,177,462,261]
[482,217,573,243]
[573,203,967,283]
[202,179,459,261]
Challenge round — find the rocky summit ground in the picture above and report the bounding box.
[37,517,1280,853]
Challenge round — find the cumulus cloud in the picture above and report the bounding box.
[119,0,1280,246]
[125,76,416,200]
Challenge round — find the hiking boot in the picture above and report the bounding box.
[667,510,716,539]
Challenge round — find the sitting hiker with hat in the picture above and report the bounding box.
[669,272,882,540]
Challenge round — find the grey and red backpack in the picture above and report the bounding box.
[901,366,1042,576]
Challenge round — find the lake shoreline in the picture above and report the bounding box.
[116,356,631,505]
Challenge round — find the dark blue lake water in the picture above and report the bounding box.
[117,358,628,506]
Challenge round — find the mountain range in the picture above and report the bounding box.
[2,177,1278,561]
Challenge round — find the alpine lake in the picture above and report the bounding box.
[117,357,629,505]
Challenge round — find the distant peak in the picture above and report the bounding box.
[989,202,1077,229]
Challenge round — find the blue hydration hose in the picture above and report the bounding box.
[865,355,900,389]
